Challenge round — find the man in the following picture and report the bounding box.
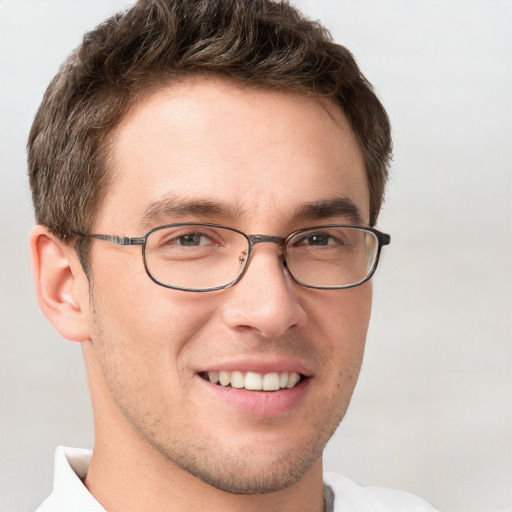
[28,0,436,510]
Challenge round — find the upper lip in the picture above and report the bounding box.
[196,357,314,377]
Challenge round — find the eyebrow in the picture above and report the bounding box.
[140,194,365,230]
[140,194,242,229]
[293,197,365,225]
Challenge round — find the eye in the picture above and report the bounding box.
[294,232,340,246]
[172,232,214,247]
[152,228,222,250]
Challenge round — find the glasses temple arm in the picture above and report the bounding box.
[76,233,145,246]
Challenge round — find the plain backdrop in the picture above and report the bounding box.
[0,1,511,511]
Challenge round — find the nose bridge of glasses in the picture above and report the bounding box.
[248,234,285,247]
[247,234,286,255]
[244,234,287,265]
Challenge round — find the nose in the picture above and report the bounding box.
[221,244,307,338]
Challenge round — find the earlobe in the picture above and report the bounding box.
[30,225,91,342]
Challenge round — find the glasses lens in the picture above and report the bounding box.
[144,225,249,290]
[286,226,379,288]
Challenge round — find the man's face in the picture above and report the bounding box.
[83,79,372,492]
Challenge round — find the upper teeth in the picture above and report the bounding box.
[207,371,301,391]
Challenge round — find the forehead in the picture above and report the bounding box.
[101,79,369,231]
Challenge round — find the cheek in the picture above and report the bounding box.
[306,283,372,341]
[86,284,217,430]
[91,245,210,340]
[304,284,371,377]
[87,257,217,386]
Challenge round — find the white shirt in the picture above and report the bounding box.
[36,446,437,512]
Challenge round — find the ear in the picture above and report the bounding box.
[30,225,91,342]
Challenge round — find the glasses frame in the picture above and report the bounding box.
[76,222,391,292]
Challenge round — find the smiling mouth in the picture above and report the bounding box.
[200,371,304,391]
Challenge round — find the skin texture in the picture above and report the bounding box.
[31,79,373,512]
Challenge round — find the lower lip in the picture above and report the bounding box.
[197,376,310,416]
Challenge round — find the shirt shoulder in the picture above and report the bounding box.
[324,471,438,512]
[35,446,105,512]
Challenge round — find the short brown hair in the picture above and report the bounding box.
[28,0,391,244]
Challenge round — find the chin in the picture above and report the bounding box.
[146,418,335,495]
[175,448,320,494]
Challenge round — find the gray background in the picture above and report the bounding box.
[1,1,511,511]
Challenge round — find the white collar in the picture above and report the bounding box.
[36,446,104,511]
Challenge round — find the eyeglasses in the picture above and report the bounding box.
[76,223,390,292]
